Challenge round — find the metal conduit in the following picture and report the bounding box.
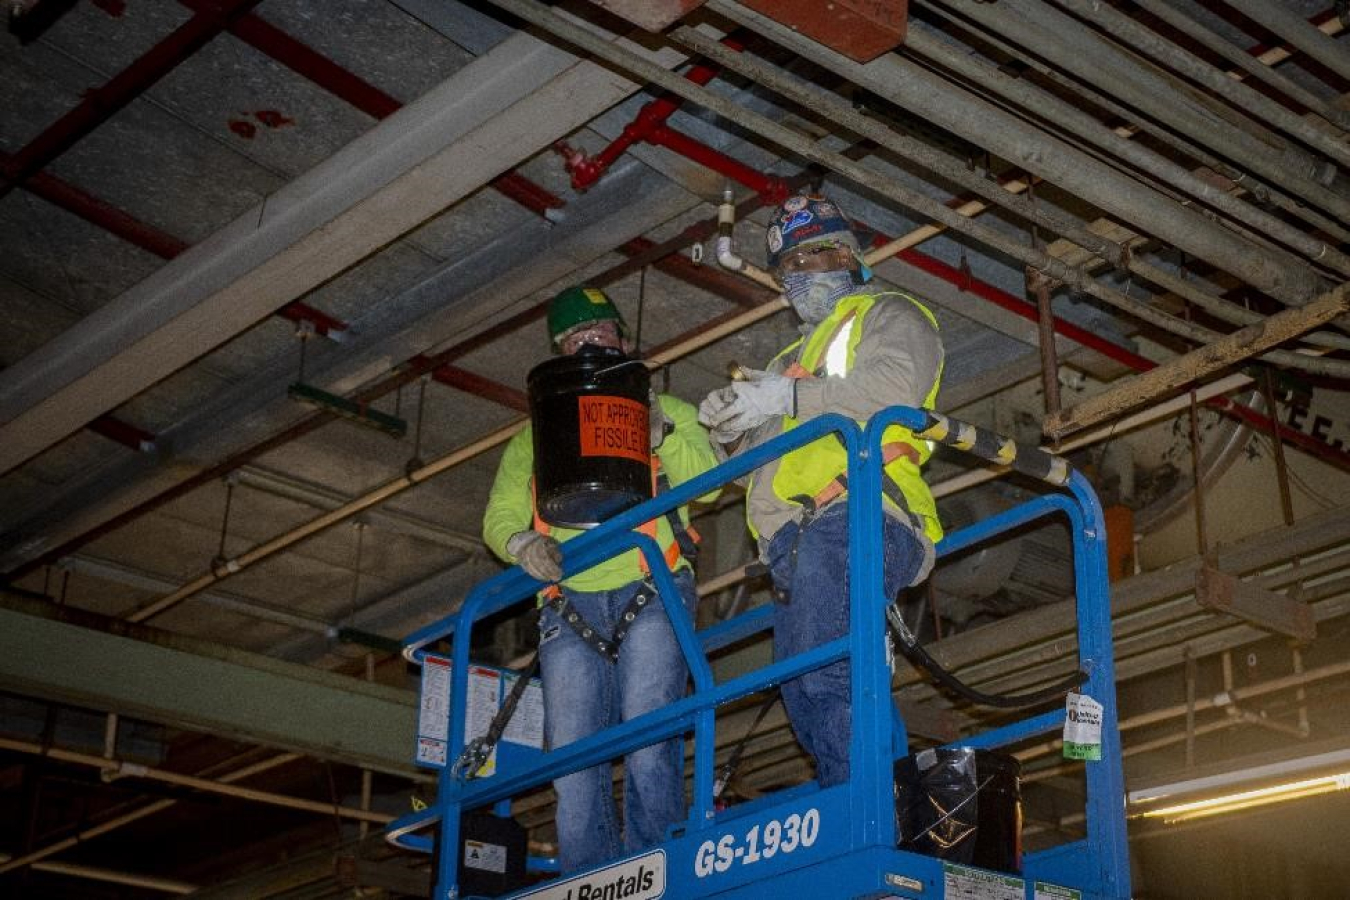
[675,28,1350,362]
[1131,0,1350,130]
[0,738,391,826]
[710,2,1330,310]
[1051,0,1350,170]
[899,22,1350,284]
[0,752,300,875]
[1224,0,1350,84]
[929,0,1350,223]
[660,19,1350,379]
[948,10,1350,247]
[996,0,1349,196]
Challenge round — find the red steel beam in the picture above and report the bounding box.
[7,152,345,337]
[429,363,530,413]
[0,0,266,200]
[178,0,565,217]
[179,0,402,120]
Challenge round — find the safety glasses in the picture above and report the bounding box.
[558,320,624,356]
[776,243,854,276]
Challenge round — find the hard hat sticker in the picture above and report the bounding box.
[578,395,650,464]
[782,209,814,233]
[767,225,784,253]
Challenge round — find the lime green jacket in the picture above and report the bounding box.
[483,393,721,592]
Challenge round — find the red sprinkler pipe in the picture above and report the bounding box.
[560,37,766,193]
[648,124,791,205]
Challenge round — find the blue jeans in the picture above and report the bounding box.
[537,569,697,873]
[766,504,923,787]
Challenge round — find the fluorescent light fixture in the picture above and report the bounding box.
[1135,771,1350,824]
[1128,748,1350,825]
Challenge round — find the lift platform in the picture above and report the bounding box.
[387,406,1132,899]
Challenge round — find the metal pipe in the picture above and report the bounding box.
[0,738,390,825]
[1224,0,1350,83]
[1044,282,1350,438]
[1129,0,1350,130]
[675,26,1350,364]
[1051,0,1350,169]
[925,7,1350,246]
[0,752,298,875]
[697,10,1332,311]
[1028,267,1063,416]
[714,188,781,290]
[1184,649,1197,769]
[899,23,1350,282]
[560,35,748,192]
[0,856,197,894]
[926,0,1350,224]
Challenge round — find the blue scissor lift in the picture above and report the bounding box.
[388,406,1132,899]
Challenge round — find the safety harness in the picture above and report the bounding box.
[455,461,701,779]
[532,461,700,663]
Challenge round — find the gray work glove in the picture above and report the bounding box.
[649,390,673,451]
[697,368,796,442]
[506,530,563,583]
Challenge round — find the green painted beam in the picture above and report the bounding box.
[0,593,417,776]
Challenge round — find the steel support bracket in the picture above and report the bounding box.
[1195,563,1316,642]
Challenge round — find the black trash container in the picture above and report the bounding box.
[895,746,1022,874]
[527,347,652,528]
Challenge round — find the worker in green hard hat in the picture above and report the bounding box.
[545,284,634,355]
[483,285,720,873]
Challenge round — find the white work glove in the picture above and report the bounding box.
[698,368,795,442]
[506,530,563,583]
[649,390,672,451]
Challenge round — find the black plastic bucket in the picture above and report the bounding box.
[527,348,652,528]
[894,746,1022,874]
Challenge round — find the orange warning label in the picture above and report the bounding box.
[578,395,649,463]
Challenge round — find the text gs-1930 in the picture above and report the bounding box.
[693,807,821,879]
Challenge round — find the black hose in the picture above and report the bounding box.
[887,604,1087,709]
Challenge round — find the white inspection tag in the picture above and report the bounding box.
[1063,692,1104,761]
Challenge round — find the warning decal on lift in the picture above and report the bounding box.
[1034,881,1082,900]
[415,655,451,768]
[578,394,649,464]
[465,839,508,874]
[942,862,1023,900]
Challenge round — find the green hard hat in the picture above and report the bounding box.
[547,286,627,343]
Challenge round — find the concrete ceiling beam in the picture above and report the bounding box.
[0,592,418,776]
[0,29,688,475]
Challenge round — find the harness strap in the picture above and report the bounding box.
[546,581,657,664]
